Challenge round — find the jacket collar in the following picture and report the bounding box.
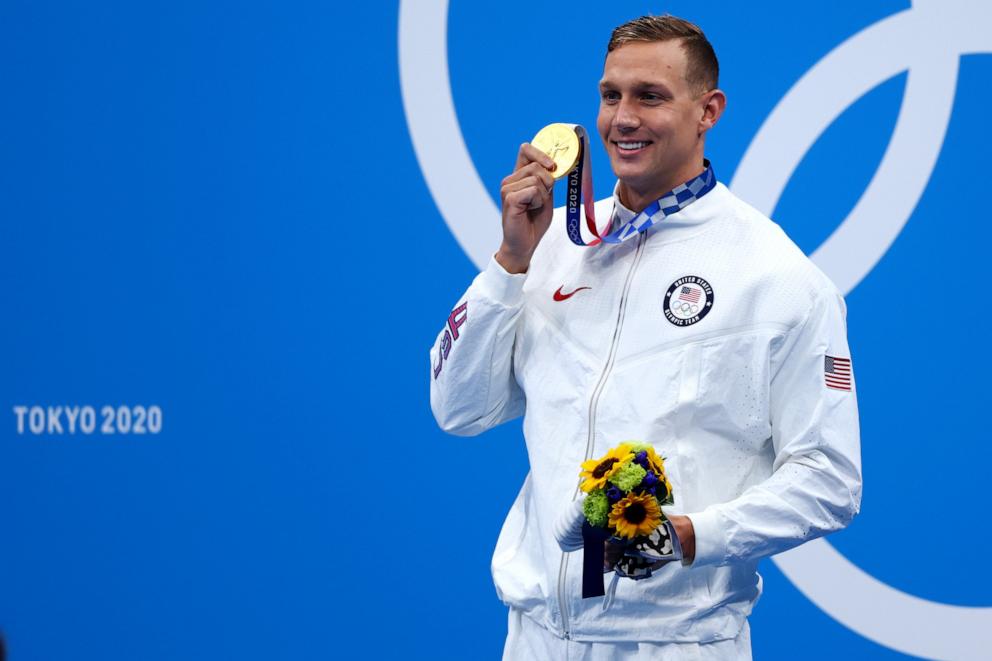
[610,179,730,242]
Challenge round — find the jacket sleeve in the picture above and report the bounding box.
[429,256,528,436]
[687,287,863,566]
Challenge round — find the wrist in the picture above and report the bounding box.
[668,514,696,565]
[495,247,531,274]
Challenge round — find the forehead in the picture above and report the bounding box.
[600,40,689,90]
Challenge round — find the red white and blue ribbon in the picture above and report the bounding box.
[563,125,717,246]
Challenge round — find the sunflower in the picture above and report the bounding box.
[608,493,663,539]
[579,444,634,493]
[637,444,667,477]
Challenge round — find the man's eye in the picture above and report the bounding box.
[642,93,662,102]
[602,91,619,102]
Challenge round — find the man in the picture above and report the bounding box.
[430,14,862,660]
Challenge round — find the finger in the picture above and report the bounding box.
[503,162,553,188]
[604,539,626,568]
[528,189,548,210]
[502,175,551,197]
[502,161,556,192]
[515,142,556,173]
[501,182,548,212]
[524,161,555,191]
[505,187,544,214]
[508,165,556,193]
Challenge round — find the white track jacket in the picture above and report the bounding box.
[429,181,862,643]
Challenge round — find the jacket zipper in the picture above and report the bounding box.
[557,231,648,638]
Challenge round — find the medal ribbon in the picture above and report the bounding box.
[563,125,717,246]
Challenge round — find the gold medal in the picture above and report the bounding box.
[531,123,581,181]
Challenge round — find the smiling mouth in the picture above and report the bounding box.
[613,140,652,154]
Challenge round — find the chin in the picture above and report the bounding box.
[609,159,640,178]
[612,166,650,189]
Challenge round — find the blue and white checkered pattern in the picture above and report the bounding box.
[604,163,716,244]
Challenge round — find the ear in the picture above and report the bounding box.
[698,89,726,135]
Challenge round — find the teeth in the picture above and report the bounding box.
[617,141,649,149]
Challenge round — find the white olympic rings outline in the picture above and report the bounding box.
[399,1,992,657]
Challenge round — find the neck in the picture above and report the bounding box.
[618,160,708,213]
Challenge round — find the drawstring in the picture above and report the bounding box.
[602,572,621,612]
[597,521,684,612]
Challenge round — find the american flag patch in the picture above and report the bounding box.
[678,286,700,303]
[825,355,852,391]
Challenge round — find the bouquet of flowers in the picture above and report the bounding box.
[557,441,681,605]
[579,441,674,540]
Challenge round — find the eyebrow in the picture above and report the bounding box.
[598,79,674,95]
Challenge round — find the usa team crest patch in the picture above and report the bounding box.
[664,276,714,326]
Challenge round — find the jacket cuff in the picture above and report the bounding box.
[476,254,528,306]
[686,508,726,567]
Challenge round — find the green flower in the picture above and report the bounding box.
[608,462,647,492]
[626,441,651,454]
[583,489,609,528]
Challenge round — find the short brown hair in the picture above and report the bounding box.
[607,15,719,94]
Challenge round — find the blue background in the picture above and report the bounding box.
[1,1,988,658]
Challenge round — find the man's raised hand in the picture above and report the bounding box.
[495,143,557,274]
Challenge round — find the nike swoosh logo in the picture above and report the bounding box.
[553,285,591,302]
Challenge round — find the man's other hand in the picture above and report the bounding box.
[668,514,696,565]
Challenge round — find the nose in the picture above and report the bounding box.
[613,98,640,133]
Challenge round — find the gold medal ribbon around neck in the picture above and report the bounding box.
[530,123,717,246]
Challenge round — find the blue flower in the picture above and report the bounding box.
[634,451,650,470]
[642,471,659,488]
[606,485,623,502]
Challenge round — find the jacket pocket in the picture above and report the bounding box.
[491,474,546,613]
[695,333,774,449]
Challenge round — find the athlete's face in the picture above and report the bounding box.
[597,40,720,208]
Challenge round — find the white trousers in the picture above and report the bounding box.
[502,609,752,661]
